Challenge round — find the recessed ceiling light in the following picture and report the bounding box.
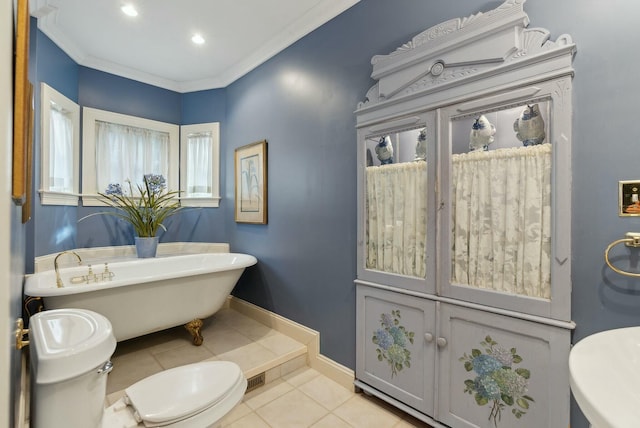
[191,34,205,45]
[121,4,138,17]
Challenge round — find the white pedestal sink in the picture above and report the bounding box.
[569,327,640,428]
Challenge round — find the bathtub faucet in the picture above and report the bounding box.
[54,251,82,288]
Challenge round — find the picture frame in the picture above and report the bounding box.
[234,140,268,224]
[12,0,31,205]
[22,82,34,223]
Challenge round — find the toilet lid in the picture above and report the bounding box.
[124,361,244,426]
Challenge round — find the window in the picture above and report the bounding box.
[180,122,220,207]
[82,107,179,206]
[40,83,80,205]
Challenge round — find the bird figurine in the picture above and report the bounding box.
[375,135,394,164]
[414,128,427,161]
[469,115,496,152]
[513,104,546,146]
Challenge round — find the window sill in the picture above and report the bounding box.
[179,196,220,208]
[40,190,80,206]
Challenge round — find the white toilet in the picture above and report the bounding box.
[29,308,247,428]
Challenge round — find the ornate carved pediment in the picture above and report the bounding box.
[358,0,575,109]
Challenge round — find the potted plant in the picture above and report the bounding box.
[81,174,182,257]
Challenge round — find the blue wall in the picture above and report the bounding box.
[28,18,79,270]
[178,89,229,244]
[30,1,640,426]
[219,2,640,427]
[31,36,229,252]
[225,0,500,377]
[78,68,181,123]
[75,68,184,248]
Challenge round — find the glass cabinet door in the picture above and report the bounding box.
[357,114,435,294]
[450,101,552,299]
[439,79,572,320]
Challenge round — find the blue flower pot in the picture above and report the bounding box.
[135,237,159,258]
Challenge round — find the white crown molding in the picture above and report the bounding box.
[80,55,188,92]
[209,0,361,89]
[29,0,56,18]
[31,0,360,93]
[33,3,88,64]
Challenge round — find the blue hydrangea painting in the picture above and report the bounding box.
[459,336,534,427]
[372,310,415,377]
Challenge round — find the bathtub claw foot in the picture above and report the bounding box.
[185,319,204,346]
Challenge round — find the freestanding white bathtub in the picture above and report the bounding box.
[24,252,257,344]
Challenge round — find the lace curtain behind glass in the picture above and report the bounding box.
[451,143,552,298]
[365,161,428,278]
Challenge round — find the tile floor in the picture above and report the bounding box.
[105,307,432,428]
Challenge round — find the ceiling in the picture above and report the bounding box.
[30,0,360,93]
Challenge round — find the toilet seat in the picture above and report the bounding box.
[103,361,247,427]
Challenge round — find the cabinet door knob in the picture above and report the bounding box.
[424,333,434,342]
[436,337,448,348]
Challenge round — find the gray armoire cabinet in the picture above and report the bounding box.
[354,2,576,427]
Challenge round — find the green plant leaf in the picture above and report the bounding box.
[471,348,482,357]
[79,175,183,237]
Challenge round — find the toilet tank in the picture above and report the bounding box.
[29,309,116,428]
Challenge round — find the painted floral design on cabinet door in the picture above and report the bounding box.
[459,336,534,427]
[372,310,415,377]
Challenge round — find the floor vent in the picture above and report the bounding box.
[246,372,266,393]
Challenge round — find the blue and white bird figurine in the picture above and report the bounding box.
[414,128,427,161]
[375,135,394,164]
[469,115,496,152]
[513,104,545,146]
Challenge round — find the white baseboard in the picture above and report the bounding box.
[228,296,355,391]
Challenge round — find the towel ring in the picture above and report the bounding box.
[604,232,640,277]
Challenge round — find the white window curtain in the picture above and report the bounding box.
[451,143,552,299]
[365,161,427,278]
[49,107,74,192]
[186,132,212,195]
[95,120,169,193]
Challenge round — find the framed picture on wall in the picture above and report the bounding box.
[12,0,31,205]
[22,82,34,223]
[234,140,268,224]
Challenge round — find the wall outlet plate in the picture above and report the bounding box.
[619,181,640,216]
